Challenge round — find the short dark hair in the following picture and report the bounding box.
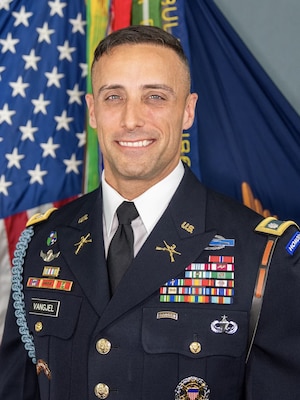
[92,25,190,74]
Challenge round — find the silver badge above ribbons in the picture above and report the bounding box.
[175,376,210,400]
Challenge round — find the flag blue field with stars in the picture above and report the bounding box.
[0,0,86,219]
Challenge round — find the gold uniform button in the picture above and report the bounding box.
[35,321,43,332]
[94,383,109,399]
[189,341,201,354]
[96,338,112,355]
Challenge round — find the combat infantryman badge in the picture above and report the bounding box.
[175,376,210,399]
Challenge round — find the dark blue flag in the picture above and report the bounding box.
[0,1,86,219]
[185,0,300,224]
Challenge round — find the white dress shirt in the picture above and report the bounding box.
[102,161,185,257]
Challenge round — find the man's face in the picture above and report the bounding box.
[86,43,198,196]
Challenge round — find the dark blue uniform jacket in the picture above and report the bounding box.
[1,167,300,400]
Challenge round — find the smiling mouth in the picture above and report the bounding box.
[118,140,154,148]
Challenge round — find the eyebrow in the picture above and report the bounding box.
[97,84,176,96]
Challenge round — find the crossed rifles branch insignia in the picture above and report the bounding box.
[156,240,181,263]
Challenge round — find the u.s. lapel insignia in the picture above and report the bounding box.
[78,214,88,224]
[155,240,181,263]
[74,233,92,255]
[181,221,195,234]
[175,376,210,399]
[40,249,60,262]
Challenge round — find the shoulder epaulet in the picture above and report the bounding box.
[26,207,58,227]
[255,216,299,236]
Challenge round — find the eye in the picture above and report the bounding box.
[149,94,164,100]
[105,94,122,101]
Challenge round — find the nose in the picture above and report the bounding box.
[121,99,145,131]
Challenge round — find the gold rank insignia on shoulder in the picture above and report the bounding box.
[26,208,58,227]
[255,217,299,236]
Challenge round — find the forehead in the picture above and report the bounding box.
[92,43,189,88]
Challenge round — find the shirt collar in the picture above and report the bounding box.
[102,161,184,236]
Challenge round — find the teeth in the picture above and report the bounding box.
[119,140,152,147]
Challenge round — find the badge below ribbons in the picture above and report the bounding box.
[160,256,234,304]
[175,376,210,400]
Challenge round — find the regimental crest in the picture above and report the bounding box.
[175,376,210,400]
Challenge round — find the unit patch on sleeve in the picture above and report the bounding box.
[286,231,300,255]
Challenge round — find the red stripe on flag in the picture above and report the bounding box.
[4,211,29,264]
[110,0,132,31]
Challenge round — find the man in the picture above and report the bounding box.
[1,25,300,400]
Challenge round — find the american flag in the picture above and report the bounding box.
[0,0,87,341]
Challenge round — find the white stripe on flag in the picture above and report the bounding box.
[142,0,150,24]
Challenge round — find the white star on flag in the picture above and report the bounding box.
[20,120,38,141]
[55,110,74,131]
[67,83,85,104]
[0,103,16,125]
[28,164,48,185]
[36,22,55,44]
[76,131,86,147]
[48,0,67,17]
[9,76,29,97]
[32,94,51,115]
[69,13,87,34]
[63,153,82,174]
[5,147,25,169]
[0,32,19,53]
[57,40,76,62]
[12,5,33,27]
[22,49,41,70]
[40,137,60,158]
[45,66,65,88]
[0,175,12,196]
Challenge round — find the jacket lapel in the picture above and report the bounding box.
[56,189,111,316]
[98,168,216,330]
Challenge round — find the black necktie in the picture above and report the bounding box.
[107,201,139,294]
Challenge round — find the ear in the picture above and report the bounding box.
[182,93,198,131]
[85,93,97,129]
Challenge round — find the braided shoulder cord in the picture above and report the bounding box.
[11,226,36,364]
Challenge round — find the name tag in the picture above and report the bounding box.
[29,298,60,317]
